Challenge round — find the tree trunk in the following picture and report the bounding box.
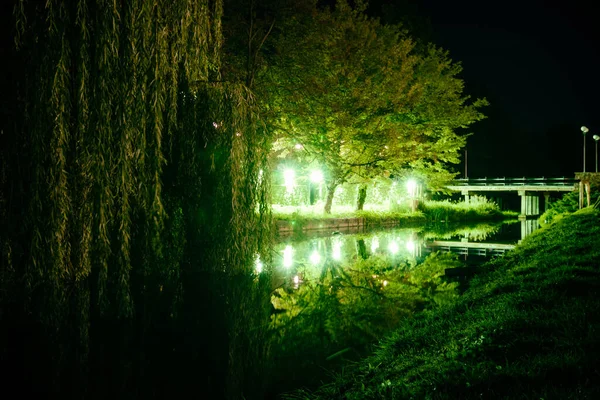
[324,183,337,214]
[356,184,367,211]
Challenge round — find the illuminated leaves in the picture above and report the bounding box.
[258,1,486,211]
[270,251,461,363]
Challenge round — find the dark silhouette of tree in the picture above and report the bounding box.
[0,1,272,398]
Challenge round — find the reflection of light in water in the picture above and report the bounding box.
[332,238,342,260]
[310,250,321,265]
[283,245,293,268]
[371,236,379,252]
[383,280,388,287]
[254,254,263,274]
[293,274,301,289]
[388,241,399,255]
[406,240,415,253]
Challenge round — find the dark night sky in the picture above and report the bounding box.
[2,1,598,178]
[369,0,600,177]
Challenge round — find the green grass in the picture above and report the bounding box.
[420,196,517,222]
[273,208,427,226]
[288,208,600,399]
[273,196,516,229]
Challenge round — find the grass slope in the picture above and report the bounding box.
[291,208,600,399]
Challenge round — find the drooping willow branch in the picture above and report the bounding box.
[4,0,272,396]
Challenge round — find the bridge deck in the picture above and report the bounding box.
[447,185,575,192]
[425,241,515,256]
[448,177,577,192]
[426,241,516,250]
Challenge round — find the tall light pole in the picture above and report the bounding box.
[464,148,468,179]
[594,134,600,173]
[581,126,589,172]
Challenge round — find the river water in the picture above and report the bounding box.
[265,218,539,398]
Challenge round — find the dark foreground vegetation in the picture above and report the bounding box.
[292,208,600,399]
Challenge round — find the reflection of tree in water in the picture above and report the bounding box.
[423,222,503,242]
[268,251,460,395]
[357,239,368,259]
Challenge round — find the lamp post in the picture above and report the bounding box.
[594,134,600,173]
[406,179,417,212]
[581,126,589,172]
[464,148,468,179]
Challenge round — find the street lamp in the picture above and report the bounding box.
[284,169,295,193]
[464,148,468,179]
[406,179,418,212]
[581,126,589,172]
[310,170,323,183]
[406,179,417,198]
[594,134,600,173]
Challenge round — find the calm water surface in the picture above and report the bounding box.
[266,219,539,398]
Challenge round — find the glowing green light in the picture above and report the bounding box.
[371,236,379,252]
[254,254,263,274]
[284,169,295,193]
[332,238,342,261]
[310,170,324,183]
[388,241,399,255]
[309,250,321,265]
[406,179,417,197]
[283,245,293,268]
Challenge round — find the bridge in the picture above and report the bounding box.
[423,218,538,257]
[425,240,515,256]
[447,177,578,219]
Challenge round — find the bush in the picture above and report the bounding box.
[419,196,509,222]
[539,190,600,226]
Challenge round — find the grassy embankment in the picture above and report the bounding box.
[274,197,517,230]
[290,208,600,399]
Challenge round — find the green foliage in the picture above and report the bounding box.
[273,196,513,241]
[539,190,600,226]
[420,222,507,242]
[420,196,508,222]
[293,209,600,399]
[1,1,272,398]
[273,207,427,226]
[259,0,486,213]
[269,251,460,394]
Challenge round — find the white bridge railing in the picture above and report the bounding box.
[451,177,578,187]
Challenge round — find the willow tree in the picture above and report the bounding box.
[0,1,271,398]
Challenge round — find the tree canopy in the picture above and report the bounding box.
[257,0,487,212]
[0,0,488,398]
[1,0,271,398]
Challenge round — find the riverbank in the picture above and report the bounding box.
[275,210,427,235]
[290,207,600,399]
[274,202,517,236]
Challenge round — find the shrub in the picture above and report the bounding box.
[419,196,506,222]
